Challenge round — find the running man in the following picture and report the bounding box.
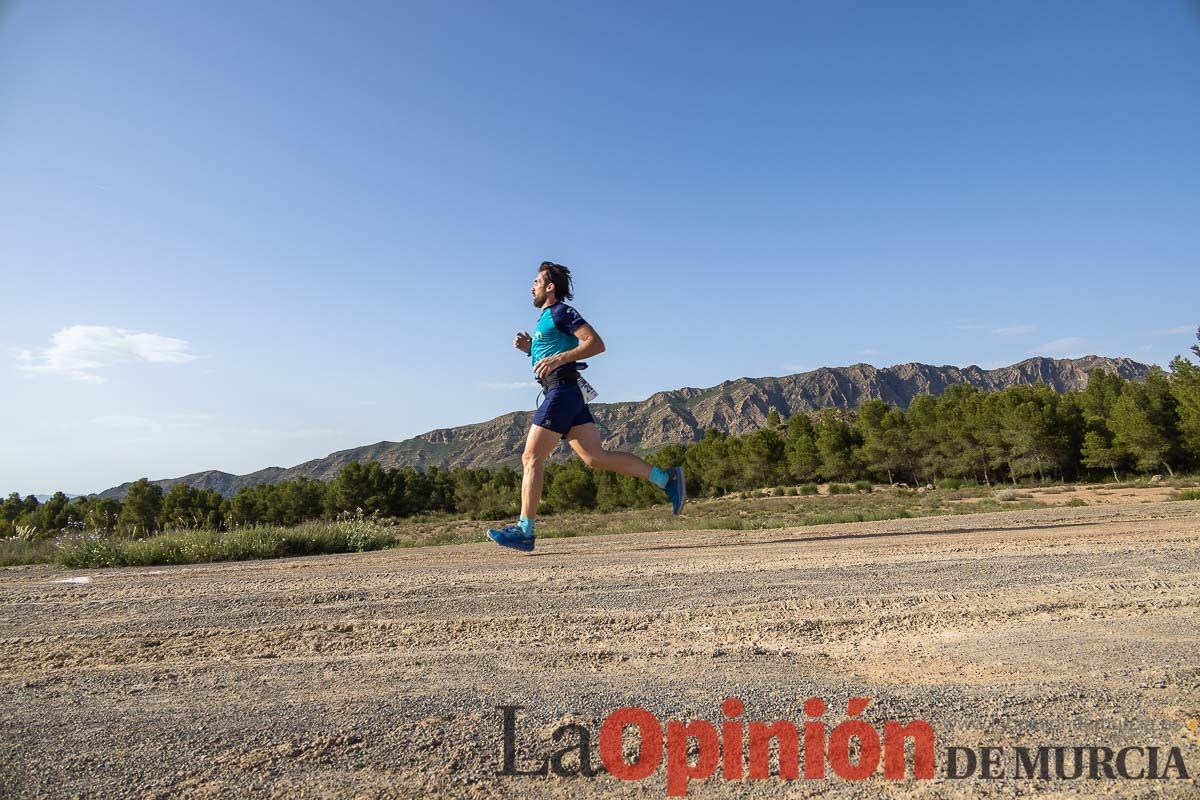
[486,262,685,552]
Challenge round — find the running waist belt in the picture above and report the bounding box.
[536,367,580,390]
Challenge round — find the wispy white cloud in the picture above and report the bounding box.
[782,364,816,374]
[858,347,879,355]
[15,325,198,383]
[481,381,538,390]
[1029,336,1090,357]
[953,321,1039,337]
[992,324,1036,336]
[1151,324,1194,335]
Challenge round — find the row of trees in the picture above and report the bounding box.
[671,373,1182,499]
[670,335,1200,495]
[0,457,669,539]
[6,333,1199,539]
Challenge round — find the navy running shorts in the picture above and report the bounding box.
[533,381,594,438]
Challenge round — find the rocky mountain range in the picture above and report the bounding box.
[97,355,1151,500]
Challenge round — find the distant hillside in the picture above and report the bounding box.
[97,355,1151,499]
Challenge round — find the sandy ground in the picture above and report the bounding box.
[1027,485,1181,505]
[2,500,1199,799]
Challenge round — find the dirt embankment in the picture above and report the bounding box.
[2,501,1199,798]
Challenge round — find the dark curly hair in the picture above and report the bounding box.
[538,261,574,302]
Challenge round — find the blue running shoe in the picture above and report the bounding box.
[665,466,686,515]
[486,523,535,553]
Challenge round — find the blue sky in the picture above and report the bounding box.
[1,1,1197,495]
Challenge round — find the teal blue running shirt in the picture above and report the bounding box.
[531,302,588,374]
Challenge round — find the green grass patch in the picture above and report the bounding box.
[0,538,61,567]
[53,518,398,569]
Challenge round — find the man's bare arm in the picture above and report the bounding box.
[533,324,605,378]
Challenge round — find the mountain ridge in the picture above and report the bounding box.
[96,355,1152,500]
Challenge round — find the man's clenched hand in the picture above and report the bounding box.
[513,331,532,355]
[533,355,564,380]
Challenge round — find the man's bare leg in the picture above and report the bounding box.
[565,423,652,479]
[486,424,565,552]
[566,422,686,514]
[521,423,566,522]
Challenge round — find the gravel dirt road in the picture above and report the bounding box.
[2,500,1199,799]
